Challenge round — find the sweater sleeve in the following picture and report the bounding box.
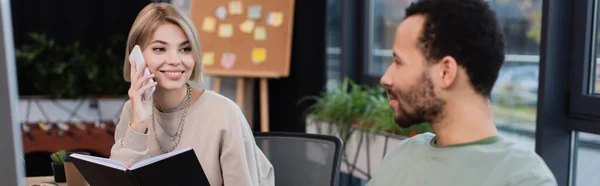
[109,101,151,167]
[219,107,274,186]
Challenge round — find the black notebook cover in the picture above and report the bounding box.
[70,148,210,186]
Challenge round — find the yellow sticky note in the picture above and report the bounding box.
[254,26,266,40]
[202,52,215,66]
[267,12,283,27]
[252,48,266,64]
[229,1,243,15]
[239,20,255,33]
[202,17,216,32]
[218,24,233,38]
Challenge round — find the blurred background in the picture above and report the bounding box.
[2,0,600,186]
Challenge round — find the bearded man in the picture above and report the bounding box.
[367,0,557,185]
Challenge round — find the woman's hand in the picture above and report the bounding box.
[128,60,157,133]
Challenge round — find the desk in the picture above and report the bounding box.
[26,176,66,186]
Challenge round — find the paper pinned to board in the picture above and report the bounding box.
[201,16,216,32]
[215,5,227,20]
[218,24,233,38]
[252,48,267,64]
[239,20,255,33]
[254,26,266,40]
[248,5,262,20]
[266,12,283,27]
[221,53,237,70]
[202,52,215,66]
[229,1,243,15]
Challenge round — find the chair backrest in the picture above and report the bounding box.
[254,132,343,186]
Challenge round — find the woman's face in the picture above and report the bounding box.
[143,23,195,90]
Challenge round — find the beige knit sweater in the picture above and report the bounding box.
[109,90,274,186]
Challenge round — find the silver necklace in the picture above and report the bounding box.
[151,83,192,153]
[153,92,188,113]
[154,86,190,138]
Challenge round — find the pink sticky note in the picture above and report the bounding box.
[221,53,236,69]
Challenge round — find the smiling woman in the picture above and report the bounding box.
[108,3,274,186]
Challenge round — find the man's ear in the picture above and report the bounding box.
[438,56,458,89]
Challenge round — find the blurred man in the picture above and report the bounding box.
[368,0,557,185]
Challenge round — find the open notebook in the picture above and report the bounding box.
[69,148,210,186]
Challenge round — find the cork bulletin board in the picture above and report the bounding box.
[189,0,295,78]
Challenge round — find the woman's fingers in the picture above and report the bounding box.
[130,60,137,81]
[134,61,146,81]
[136,74,156,89]
[140,81,158,96]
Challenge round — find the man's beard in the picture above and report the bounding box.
[392,71,446,128]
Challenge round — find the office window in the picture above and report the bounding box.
[571,2,600,185]
[576,132,600,186]
[326,0,342,92]
[368,0,410,76]
[569,0,600,120]
[368,0,543,148]
[595,7,600,95]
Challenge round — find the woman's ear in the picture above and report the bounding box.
[438,56,458,89]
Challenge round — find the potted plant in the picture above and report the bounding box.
[301,77,432,138]
[50,150,67,182]
[300,77,434,180]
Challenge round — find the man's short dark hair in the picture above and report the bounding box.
[406,0,505,97]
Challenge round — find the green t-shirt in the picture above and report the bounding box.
[367,133,557,186]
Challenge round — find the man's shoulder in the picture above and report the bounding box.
[383,132,435,157]
[493,138,557,186]
[403,132,436,146]
[496,138,549,166]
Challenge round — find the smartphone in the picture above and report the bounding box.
[129,45,155,100]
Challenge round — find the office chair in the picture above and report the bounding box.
[254,132,343,186]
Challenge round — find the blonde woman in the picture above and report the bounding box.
[109,3,274,186]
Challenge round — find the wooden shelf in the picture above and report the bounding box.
[22,122,116,157]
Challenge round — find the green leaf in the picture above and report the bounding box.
[50,150,66,165]
[300,76,433,140]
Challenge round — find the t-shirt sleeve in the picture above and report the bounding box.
[506,155,557,186]
[507,170,557,186]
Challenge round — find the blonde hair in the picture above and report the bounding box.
[123,2,203,84]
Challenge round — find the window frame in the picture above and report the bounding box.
[537,0,600,185]
[568,0,600,127]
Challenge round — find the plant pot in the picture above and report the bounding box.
[51,163,66,183]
